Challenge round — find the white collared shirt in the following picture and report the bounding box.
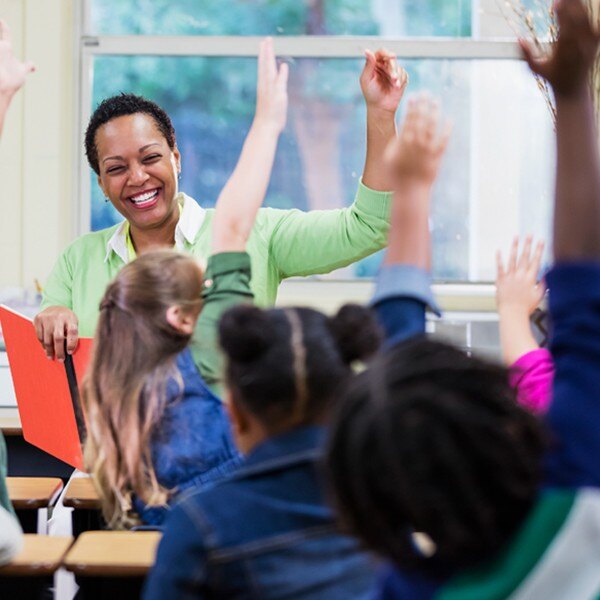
[103,193,207,264]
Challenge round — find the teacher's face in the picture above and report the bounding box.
[95,113,181,232]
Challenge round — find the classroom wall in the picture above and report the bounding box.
[0,0,76,290]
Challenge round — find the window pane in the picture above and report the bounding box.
[90,0,472,37]
[89,56,553,281]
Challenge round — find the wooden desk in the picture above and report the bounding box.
[64,531,161,577]
[7,477,63,510]
[0,407,21,436]
[64,476,100,510]
[0,534,73,577]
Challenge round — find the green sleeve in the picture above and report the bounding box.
[189,252,254,395]
[40,249,74,310]
[268,181,391,279]
[0,433,15,517]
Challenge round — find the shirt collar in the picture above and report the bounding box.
[104,193,206,264]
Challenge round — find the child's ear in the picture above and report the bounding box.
[165,305,195,335]
[225,391,250,435]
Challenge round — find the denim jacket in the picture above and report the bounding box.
[135,348,243,525]
[143,425,378,599]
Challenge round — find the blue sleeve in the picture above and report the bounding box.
[544,262,600,488]
[143,500,209,600]
[370,264,441,347]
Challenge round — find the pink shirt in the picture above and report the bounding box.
[509,348,554,414]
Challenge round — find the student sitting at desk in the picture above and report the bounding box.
[0,435,21,565]
[327,3,600,597]
[82,39,287,527]
[0,18,33,564]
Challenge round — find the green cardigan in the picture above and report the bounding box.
[41,182,391,338]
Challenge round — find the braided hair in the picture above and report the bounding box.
[218,304,382,431]
[326,337,546,575]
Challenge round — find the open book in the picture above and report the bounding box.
[0,306,93,470]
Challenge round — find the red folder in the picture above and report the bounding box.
[0,305,93,470]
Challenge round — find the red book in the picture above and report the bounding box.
[0,306,93,470]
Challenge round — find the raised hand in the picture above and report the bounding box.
[384,94,451,188]
[360,49,408,114]
[383,94,450,271]
[496,236,546,365]
[0,20,35,97]
[496,236,546,316]
[520,0,600,97]
[254,37,288,135]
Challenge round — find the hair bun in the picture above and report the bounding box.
[328,304,382,364]
[219,305,272,363]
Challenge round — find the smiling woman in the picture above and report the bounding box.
[88,97,182,250]
[34,42,400,362]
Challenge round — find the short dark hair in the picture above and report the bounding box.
[326,337,546,576]
[218,304,382,431]
[85,93,176,174]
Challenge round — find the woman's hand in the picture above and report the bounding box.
[253,37,288,135]
[0,20,35,97]
[384,94,451,189]
[360,49,408,115]
[496,236,546,317]
[33,307,79,362]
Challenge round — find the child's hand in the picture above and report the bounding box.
[254,37,288,135]
[360,49,408,115]
[384,95,451,188]
[520,0,600,97]
[496,236,546,316]
[0,20,35,97]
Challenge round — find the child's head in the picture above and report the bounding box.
[327,337,546,574]
[218,304,382,452]
[82,249,203,528]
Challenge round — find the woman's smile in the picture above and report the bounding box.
[127,187,161,209]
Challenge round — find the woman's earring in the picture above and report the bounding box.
[178,171,182,181]
[104,196,109,203]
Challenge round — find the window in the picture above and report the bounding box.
[79,0,554,282]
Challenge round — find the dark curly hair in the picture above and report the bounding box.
[85,93,176,174]
[326,337,547,576]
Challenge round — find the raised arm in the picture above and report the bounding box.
[192,37,287,388]
[266,49,407,281]
[361,49,408,192]
[496,236,554,414]
[521,0,600,261]
[371,95,450,345]
[0,20,34,139]
[522,0,600,485]
[496,236,546,365]
[211,37,287,254]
